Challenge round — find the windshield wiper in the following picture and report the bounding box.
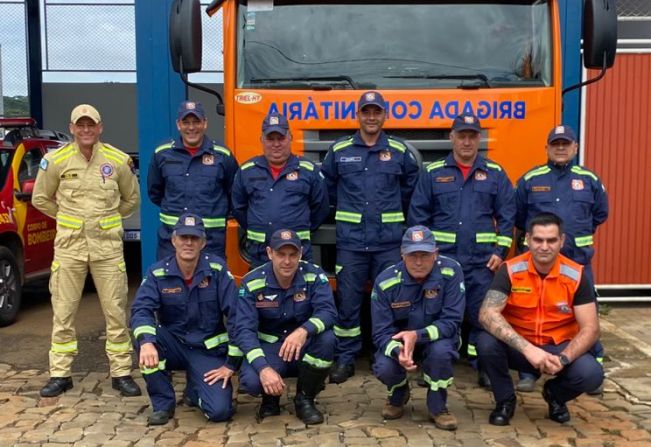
[383,74,491,88]
[250,75,360,90]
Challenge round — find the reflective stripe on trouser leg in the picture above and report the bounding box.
[89,255,133,377]
[302,330,335,369]
[137,326,176,412]
[49,256,88,377]
[421,338,458,415]
[372,351,408,406]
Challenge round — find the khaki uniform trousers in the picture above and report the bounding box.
[49,254,132,377]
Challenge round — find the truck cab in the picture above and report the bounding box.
[0,118,69,326]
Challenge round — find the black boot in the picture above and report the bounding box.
[294,363,329,425]
[40,377,73,397]
[257,394,281,420]
[489,395,516,426]
[543,382,570,423]
[329,363,354,384]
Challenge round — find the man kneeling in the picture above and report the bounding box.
[478,212,603,426]
[371,226,465,430]
[130,214,241,425]
[235,229,337,425]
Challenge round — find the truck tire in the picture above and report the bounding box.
[0,247,22,327]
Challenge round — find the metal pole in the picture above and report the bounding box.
[0,44,4,117]
[26,0,43,125]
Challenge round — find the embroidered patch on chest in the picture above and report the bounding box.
[100,163,114,177]
[286,171,299,181]
[572,179,584,190]
[435,176,455,183]
[198,277,210,288]
[511,286,532,293]
[391,301,411,309]
[293,291,306,302]
[379,150,391,161]
[202,154,215,165]
[162,287,182,294]
[256,300,280,308]
[340,156,362,163]
[474,171,487,181]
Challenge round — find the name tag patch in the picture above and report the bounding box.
[511,287,532,293]
[256,300,280,308]
[162,287,182,294]
[435,176,455,183]
[532,186,551,192]
[340,156,362,163]
[391,301,411,309]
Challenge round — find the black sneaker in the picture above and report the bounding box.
[328,363,355,384]
[148,409,174,426]
[542,382,570,423]
[40,377,73,397]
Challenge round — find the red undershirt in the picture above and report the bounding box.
[184,277,193,286]
[269,164,286,180]
[185,146,200,157]
[458,163,472,180]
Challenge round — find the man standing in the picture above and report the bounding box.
[148,100,239,259]
[321,91,420,384]
[408,113,515,386]
[131,214,241,425]
[236,230,337,425]
[514,125,608,392]
[371,226,464,431]
[33,104,141,397]
[231,112,329,268]
[478,213,603,426]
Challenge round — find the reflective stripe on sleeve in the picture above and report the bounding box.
[246,348,265,363]
[204,332,229,349]
[433,231,456,244]
[335,210,363,224]
[133,325,156,339]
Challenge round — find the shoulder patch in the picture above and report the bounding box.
[152,268,166,278]
[209,262,223,271]
[523,165,551,181]
[241,161,255,171]
[440,267,455,277]
[510,261,529,273]
[212,144,231,157]
[299,160,314,171]
[379,273,402,291]
[246,278,266,292]
[486,161,503,172]
[387,138,406,153]
[39,158,49,171]
[333,137,354,152]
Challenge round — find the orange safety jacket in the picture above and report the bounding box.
[503,252,583,346]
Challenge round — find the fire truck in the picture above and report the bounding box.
[0,118,68,326]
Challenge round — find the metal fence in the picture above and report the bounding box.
[617,0,651,18]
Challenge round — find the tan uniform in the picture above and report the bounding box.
[33,141,140,377]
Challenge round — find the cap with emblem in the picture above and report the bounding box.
[547,125,577,144]
[177,100,206,121]
[262,112,290,136]
[173,212,206,238]
[269,229,302,250]
[401,225,438,254]
[358,90,386,111]
[70,104,101,124]
[451,113,481,133]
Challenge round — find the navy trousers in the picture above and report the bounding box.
[477,331,603,404]
[239,330,335,395]
[373,338,459,414]
[136,326,234,421]
[462,265,494,368]
[334,247,401,365]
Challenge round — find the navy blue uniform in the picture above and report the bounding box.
[130,254,241,421]
[371,257,465,414]
[321,131,420,365]
[408,153,515,365]
[236,261,337,394]
[147,137,239,259]
[231,155,329,268]
[515,162,608,285]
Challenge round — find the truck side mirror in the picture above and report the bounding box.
[169,0,203,73]
[21,179,35,194]
[583,0,617,69]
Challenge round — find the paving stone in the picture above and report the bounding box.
[49,428,84,443]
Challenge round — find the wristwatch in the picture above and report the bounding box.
[558,354,570,367]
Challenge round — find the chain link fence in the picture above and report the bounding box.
[0,0,28,116]
[617,0,651,18]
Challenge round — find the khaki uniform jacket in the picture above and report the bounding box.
[33,141,140,261]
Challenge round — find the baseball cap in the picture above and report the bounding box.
[451,113,481,133]
[357,91,386,111]
[177,101,206,121]
[262,112,290,136]
[269,229,302,251]
[173,213,206,238]
[547,125,577,144]
[70,104,101,124]
[401,226,438,254]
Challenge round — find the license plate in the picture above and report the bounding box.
[123,230,140,241]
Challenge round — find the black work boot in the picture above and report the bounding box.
[112,376,142,397]
[328,363,354,384]
[40,377,73,397]
[148,408,175,426]
[257,394,281,420]
[489,395,516,426]
[294,363,329,425]
[543,382,570,423]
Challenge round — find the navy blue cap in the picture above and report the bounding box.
[401,226,438,254]
[269,229,302,250]
[358,91,386,110]
[177,101,206,121]
[174,213,206,238]
[262,112,290,136]
[452,113,481,132]
[547,125,577,144]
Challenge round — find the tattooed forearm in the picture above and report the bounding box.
[479,290,530,353]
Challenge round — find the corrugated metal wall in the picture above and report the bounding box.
[584,54,651,286]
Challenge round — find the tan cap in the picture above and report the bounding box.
[70,104,101,124]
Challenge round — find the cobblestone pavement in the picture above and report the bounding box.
[1,306,651,447]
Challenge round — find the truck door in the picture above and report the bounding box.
[14,145,56,274]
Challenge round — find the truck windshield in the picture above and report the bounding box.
[236,1,552,90]
[0,149,14,187]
